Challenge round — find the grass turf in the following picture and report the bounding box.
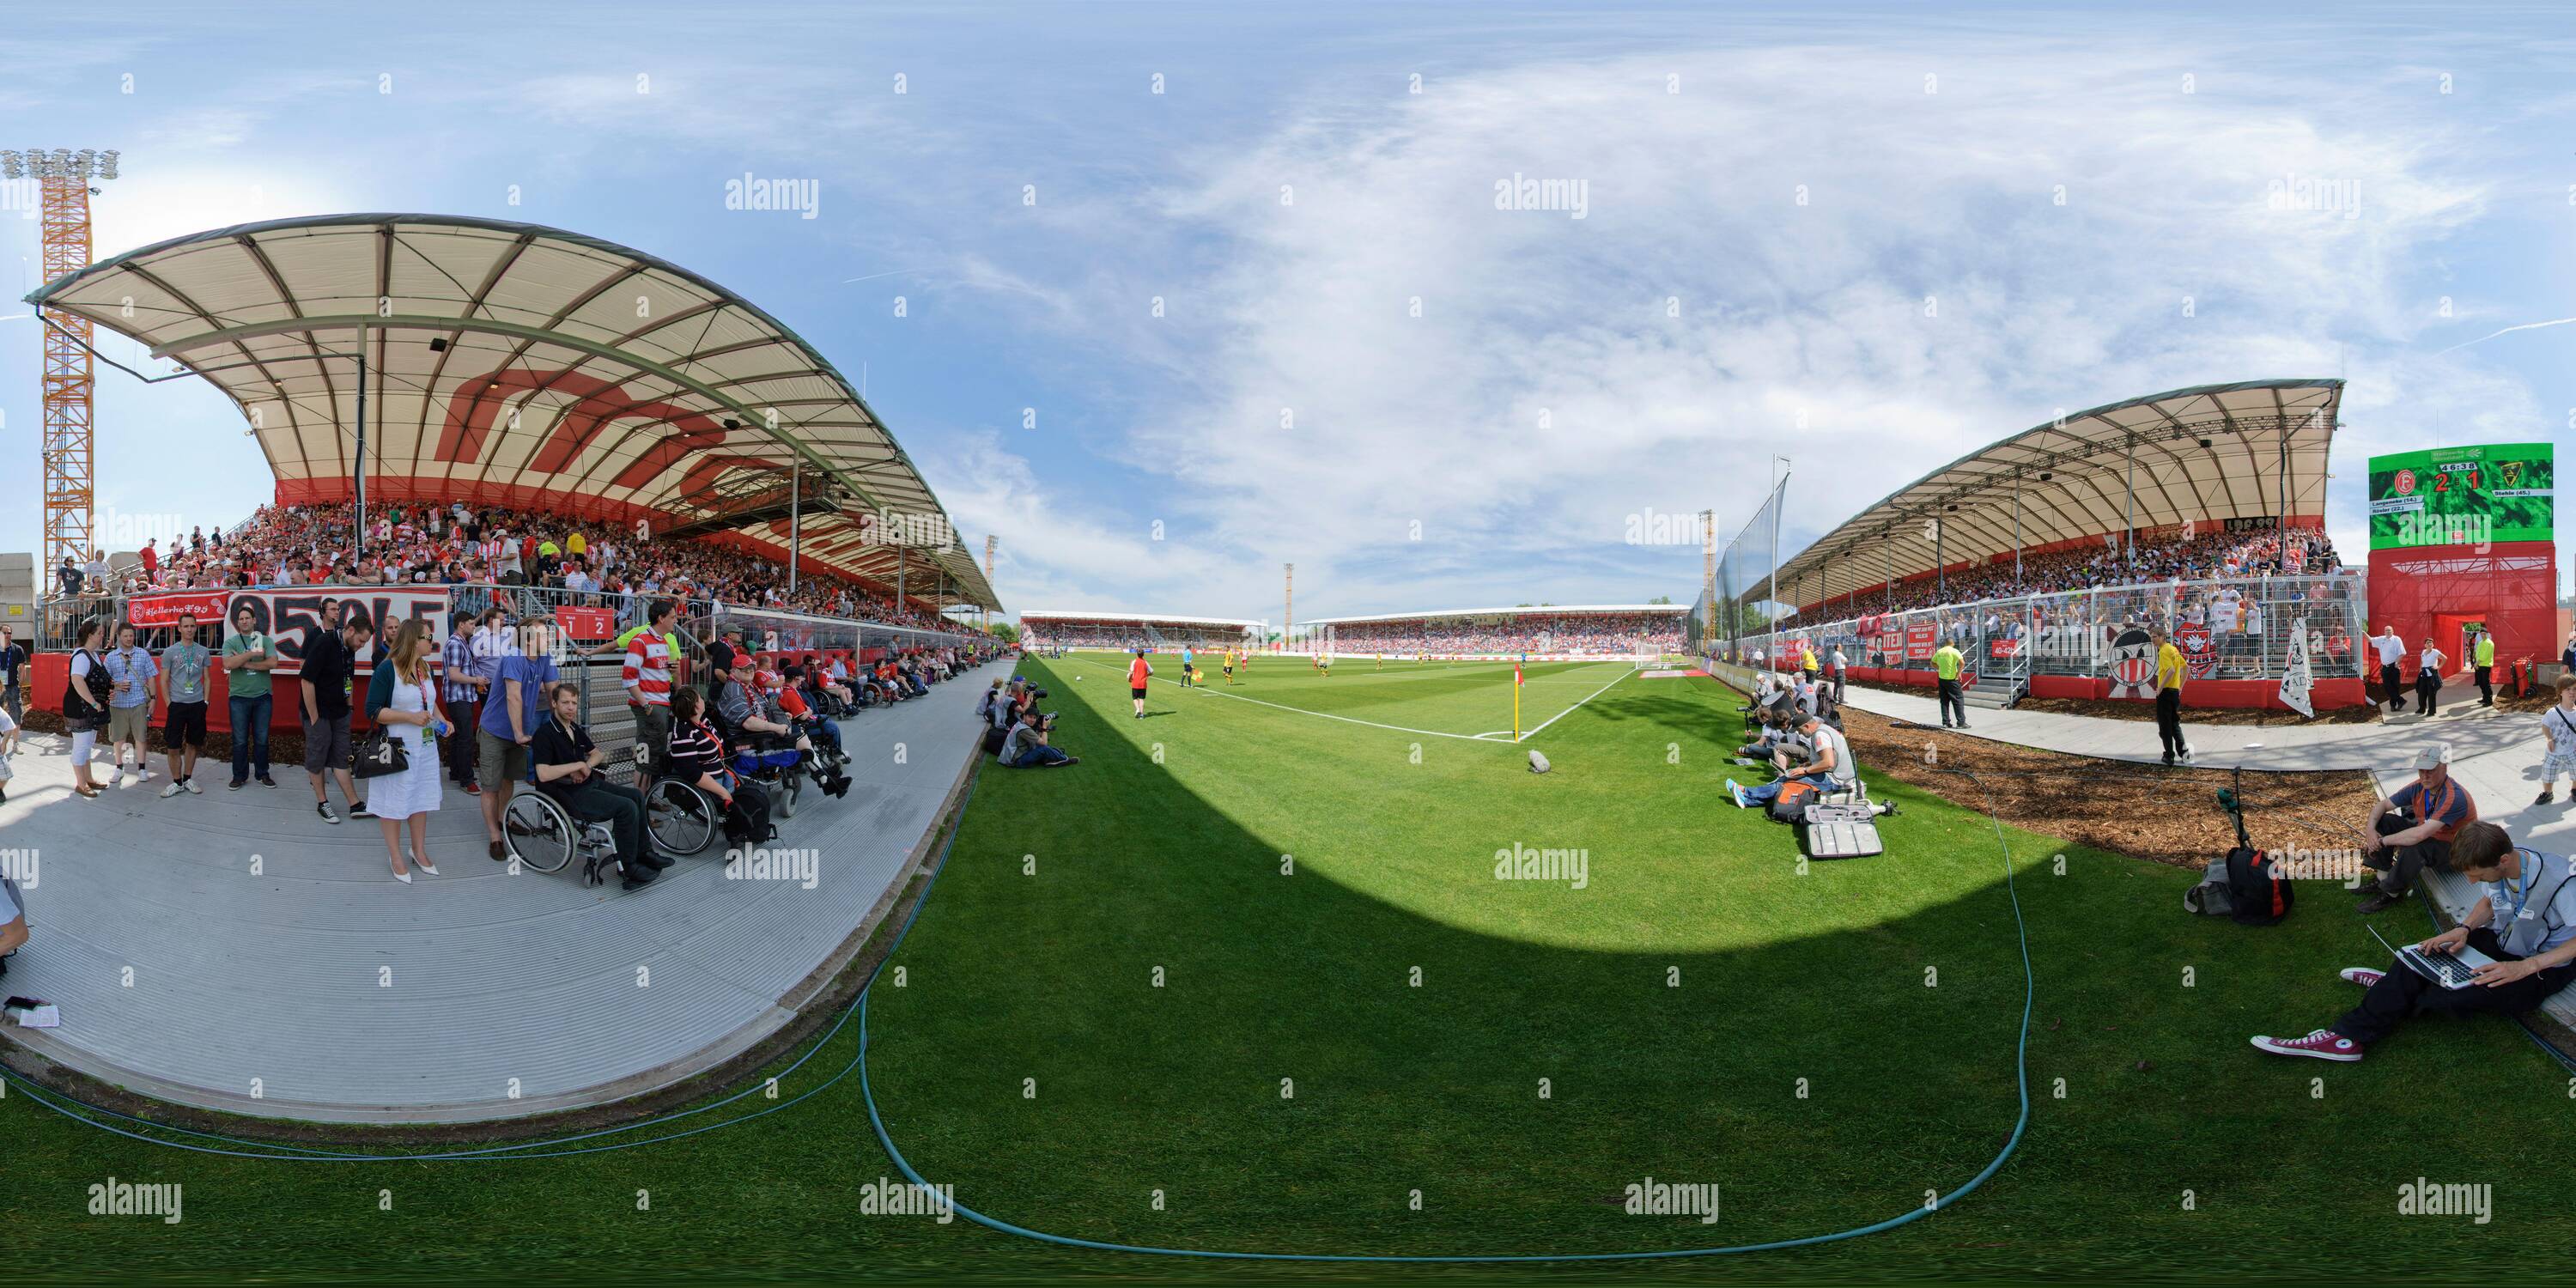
[1083,649,1637,739]
[9,657,2575,1282]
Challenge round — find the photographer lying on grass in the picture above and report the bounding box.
[2253,820,2576,1062]
[1000,706,1078,768]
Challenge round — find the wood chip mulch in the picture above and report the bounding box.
[1735,694,2383,870]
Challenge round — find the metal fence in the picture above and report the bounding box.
[1712,573,2370,687]
[29,582,990,659]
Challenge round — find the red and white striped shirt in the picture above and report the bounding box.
[623,632,676,707]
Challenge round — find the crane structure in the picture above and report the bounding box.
[981,533,997,629]
[3,148,120,582]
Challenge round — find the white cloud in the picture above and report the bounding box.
[982,39,2518,617]
[919,429,1238,617]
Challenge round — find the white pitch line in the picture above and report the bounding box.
[1138,674,1498,742]
[1514,664,1637,741]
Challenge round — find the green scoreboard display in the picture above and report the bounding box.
[2366,443,2555,550]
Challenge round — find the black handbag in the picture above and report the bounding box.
[352,725,409,779]
[353,670,442,779]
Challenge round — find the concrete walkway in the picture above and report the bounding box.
[1831,672,2531,772]
[0,659,1010,1123]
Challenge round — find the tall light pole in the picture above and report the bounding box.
[3,148,118,580]
[1699,507,1716,646]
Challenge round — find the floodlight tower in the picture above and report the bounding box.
[1700,508,1716,645]
[3,148,120,580]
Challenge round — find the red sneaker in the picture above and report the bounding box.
[2337,967,2385,987]
[465,781,482,796]
[2251,1030,2362,1061]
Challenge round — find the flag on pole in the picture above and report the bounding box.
[1512,664,1522,741]
[2277,617,2315,718]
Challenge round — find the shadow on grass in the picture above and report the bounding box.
[863,659,2576,1271]
[864,660,2035,1259]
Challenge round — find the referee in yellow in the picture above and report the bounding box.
[2153,625,2193,767]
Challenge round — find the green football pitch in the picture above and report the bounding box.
[1062,650,1642,740]
[13,657,2576,1282]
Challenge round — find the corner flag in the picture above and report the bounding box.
[1512,664,1522,741]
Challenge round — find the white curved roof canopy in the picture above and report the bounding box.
[1305,605,1692,626]
[1762,379,2344,610]
[27,213,999,612]
[1021,611,1263,629]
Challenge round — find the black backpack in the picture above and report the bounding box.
[61,650,103,722]
[2198,846,2293,925]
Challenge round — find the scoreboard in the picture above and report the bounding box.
[2366,443,2555,550]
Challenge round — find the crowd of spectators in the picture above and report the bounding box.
[1019,618,1256,652]
[1815,526,2344,618]
[58,500,957,631]
[1318,612,1686,657]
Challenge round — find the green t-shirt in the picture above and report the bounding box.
[221,631,273,698]
[2473,636,2494,666]
[1932,645,1964,681]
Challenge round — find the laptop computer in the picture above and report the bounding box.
[2369,924,2498,990]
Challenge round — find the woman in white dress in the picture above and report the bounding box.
[368,618,450,883]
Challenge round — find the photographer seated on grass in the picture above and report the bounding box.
[1725,713,1855,809]
[1000,706,1078,768]
[1734,708,1794,763]
[2252,820,2576,1062]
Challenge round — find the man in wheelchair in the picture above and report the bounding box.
[668,686,772,845]
[776,664,852,768]
[530,681,667,890]
[713,653,852,800]
[799,655,858,718]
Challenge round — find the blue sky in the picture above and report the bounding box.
[3,0,2570,623]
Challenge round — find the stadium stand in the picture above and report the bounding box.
[86,500,957,630]
[1019,612,1261,652]
[1305,606,1687,658]
[1698,380,2379,710]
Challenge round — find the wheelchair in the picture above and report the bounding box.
[502,750,720,881]
[632,738,722,857]
[500,778,622,882]
[696,710,796,819]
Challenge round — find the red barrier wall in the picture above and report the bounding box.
[2367,540,2560,681]
[33,651,354,737]
[2023,671,2362,711]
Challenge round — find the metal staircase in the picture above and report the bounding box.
[1962,671,2021,710]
